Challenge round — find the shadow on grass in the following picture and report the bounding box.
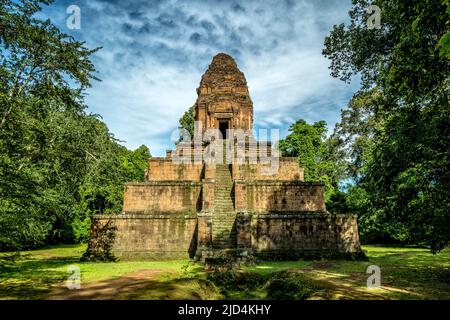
[306,247,450,300]
[0,256,79,299]
[49,273,221,300]
[378,266,450,299]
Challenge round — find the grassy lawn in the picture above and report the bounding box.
[0,244,449,300]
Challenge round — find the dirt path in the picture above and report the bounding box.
[48,269,172,300]
[293,269,423,300]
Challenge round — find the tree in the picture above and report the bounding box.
[323,0,450,252]
[279,119,343,203]
[0,0,100,250]
[178,106,195,139]
[0,1,151,251]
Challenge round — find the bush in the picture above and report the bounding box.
[207,270,317,300]
[207,271,265,292]
[265,272,314,300]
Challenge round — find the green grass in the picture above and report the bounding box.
[0,244,449,300]
[243,260,312,274]
[0,244,195,299]
[331,245,450,299]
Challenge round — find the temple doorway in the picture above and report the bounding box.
[219,120,229,139]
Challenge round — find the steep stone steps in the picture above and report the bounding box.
[212,160,237,249]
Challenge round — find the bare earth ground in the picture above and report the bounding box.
[49,270,173,300]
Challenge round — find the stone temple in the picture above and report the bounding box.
[85,53,363,261]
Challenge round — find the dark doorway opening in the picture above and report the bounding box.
[219,121,229,139]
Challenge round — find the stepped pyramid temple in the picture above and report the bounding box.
[85,53,363,261]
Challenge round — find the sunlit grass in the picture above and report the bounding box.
[243,260,312,274]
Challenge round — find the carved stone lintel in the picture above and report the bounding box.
[214,112,233,119]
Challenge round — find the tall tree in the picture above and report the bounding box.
[323,0,450,252]
[279,119,343,203]
[0,0,151,251]
[0,0,100,250]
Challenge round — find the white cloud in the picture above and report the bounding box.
[45,0,357,156]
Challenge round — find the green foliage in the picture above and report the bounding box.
[437,0,450,59]
[207,270,317,300]
[439,32,450,58]
[279,119,345,203]
[0,1,151,251]
[178,106,195,139]
[265,272,314,300]
[279,119,327,180]
[323,0,450,252]
[71,216,91,243]
[207,271,265,291]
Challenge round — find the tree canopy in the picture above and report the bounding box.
[279,119,346,203]
[323,0,450,252]
[0,0,150,251]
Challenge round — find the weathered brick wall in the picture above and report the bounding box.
[236,213,252,249]
[201,179,215,210]
[236,213,362,259]
[146,158,203,181]
[87,212,362,260]
[234,181,326,213]
[197,212,212,249]
[89,214,197,260]
[232,158,304,181]
[123,182,202,214]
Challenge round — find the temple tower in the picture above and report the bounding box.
[84,53,364,262]
[194,53,253,139]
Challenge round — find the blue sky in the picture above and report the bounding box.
[40,0,359,156]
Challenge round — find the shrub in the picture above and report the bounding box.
[265,272,314,300]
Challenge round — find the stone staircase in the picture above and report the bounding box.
[212,141,237,249]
